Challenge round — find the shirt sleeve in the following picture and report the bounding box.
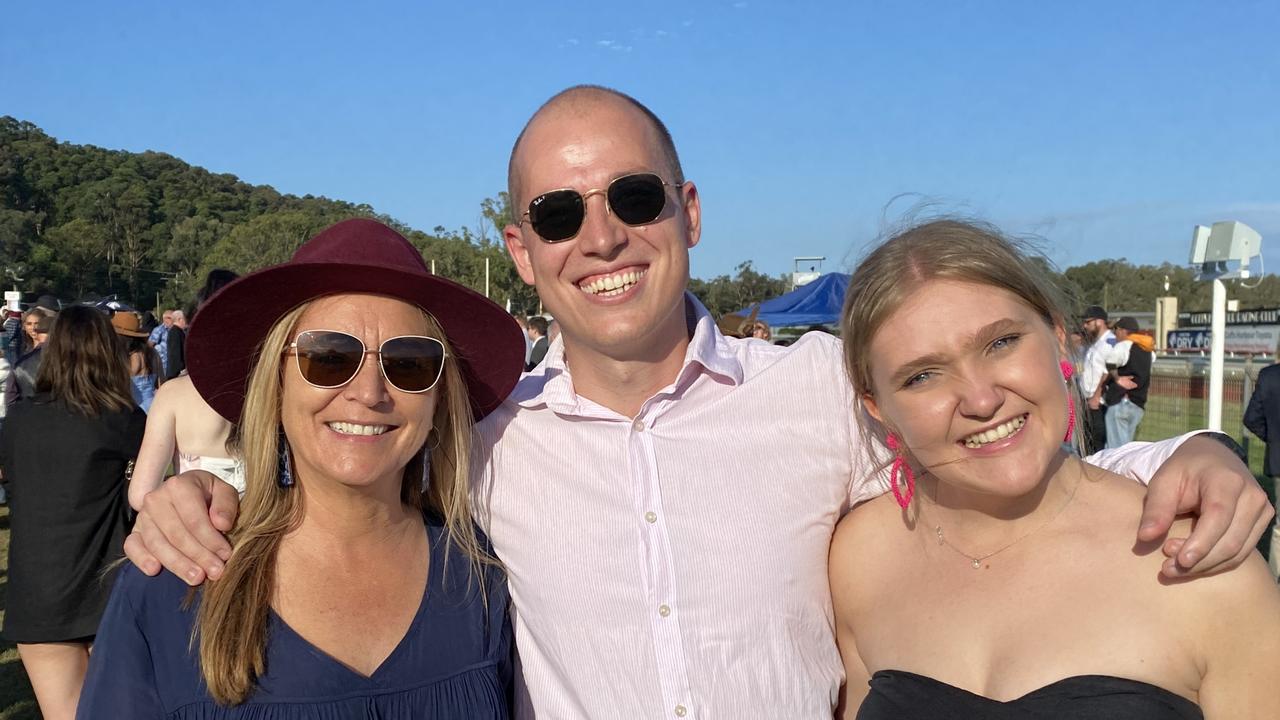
[833,337,892,507]
[77,566,166,718]
[847,413,894,508]
[1082,430,1212,485]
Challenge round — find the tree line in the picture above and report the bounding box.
[3,116,1278,323]
[0,117,536,315]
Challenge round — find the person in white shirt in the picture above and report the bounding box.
[120,86,1273,719]
[1079,305,1115,452]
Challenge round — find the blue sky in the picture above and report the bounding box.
[3,1,1278,281]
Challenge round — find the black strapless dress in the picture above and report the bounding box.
[856,670,1203,719]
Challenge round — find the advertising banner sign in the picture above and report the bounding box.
[1167,325,1280,354]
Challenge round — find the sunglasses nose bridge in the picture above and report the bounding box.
[575,194,631,256]
[579,187,610,214]
[341,348,392,401]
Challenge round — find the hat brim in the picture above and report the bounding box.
[113,327,150,338]
[186,261,524,423]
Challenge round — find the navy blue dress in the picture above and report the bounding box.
[77,517,513,719]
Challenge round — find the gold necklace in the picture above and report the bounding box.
[928,475,1081,569]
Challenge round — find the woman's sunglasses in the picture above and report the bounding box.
[519,172,683,243]
[284,330,447,393]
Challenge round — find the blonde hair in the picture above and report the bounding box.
[841,219,1079,443]
[194,300,488,704]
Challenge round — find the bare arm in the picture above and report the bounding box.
[1195,553,1280,718]
[129,389,179,511]
[830,518,874,719]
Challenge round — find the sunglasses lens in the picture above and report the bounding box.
[295,331,364,388]
[528,190,585,242]
[608,173,668,225]
[380,336,446,392]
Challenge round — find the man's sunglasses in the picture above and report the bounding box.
[284,330,447,393]
[519,172,684,243]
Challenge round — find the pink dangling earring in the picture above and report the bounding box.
[1059,360,1076,443]
[885,433,915,508]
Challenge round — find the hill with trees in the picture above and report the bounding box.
[0,117,535,314]
[3,116,1278,321]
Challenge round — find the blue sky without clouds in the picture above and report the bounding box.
[3,1,1277,281]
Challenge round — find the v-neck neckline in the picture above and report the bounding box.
[268,524,436,683]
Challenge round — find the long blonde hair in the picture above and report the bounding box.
[195,299,488,705]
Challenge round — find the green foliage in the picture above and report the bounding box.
[0,118,551,313]
[1059,259,1280,314]
[688,261,791,318]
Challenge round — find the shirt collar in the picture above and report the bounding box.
[511,293,746,414]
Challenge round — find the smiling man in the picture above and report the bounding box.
[475,85,1274,717]
[124,86,1273,719]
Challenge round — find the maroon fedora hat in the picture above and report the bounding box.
[186,218,524,423]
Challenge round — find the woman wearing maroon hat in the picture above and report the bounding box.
[79,219,526,718]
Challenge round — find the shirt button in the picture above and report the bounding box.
[675,705,687,717]
[632,418,645,432]
[659,604,671,617]
[645,511,657,523]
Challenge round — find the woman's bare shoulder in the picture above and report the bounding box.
[152,374,196,404]
[831,494,911,594]
[1075,465,1280,635]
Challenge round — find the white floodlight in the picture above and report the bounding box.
[1207,220,1261,268]
[1189,225,1211,264]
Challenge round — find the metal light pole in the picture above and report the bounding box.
[1208,278,1227,431]
[1191,221,1262,432]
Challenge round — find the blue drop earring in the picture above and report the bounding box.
[419,431,440,493]
[277,430,295,488]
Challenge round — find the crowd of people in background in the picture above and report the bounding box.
[0,269,243,718]
[1072,305,1154,453]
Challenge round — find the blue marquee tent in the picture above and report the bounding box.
[735,272,850,328]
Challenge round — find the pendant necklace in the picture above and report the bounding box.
[929,476,1081,569]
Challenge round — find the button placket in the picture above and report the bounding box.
[628,410,694,719]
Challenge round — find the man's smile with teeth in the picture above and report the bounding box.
[962,415,1027,448]
[327,421,391,436]
[579,269,646,296]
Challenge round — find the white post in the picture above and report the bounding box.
[1208,278,1227,431]
[484,258,491,298]
[430,259,436,275]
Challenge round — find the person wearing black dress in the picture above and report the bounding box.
[78,219,524,717]
[0,305,145,720]
[830,220,1280,719]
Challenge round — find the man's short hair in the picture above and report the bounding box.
[527,316,549,337]
[507,85,684,213]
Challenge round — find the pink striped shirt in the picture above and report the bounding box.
[472,296,1182,719]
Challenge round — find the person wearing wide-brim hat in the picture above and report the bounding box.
[111,311,165,413]
[80,219,524,718]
